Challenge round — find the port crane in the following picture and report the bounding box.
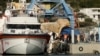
[27,0,76,43]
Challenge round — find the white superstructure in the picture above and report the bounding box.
[0,1,50,54]
[80,8,100,22]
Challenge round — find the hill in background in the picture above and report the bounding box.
[0,0,100,11]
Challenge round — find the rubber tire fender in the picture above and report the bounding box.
[79,46,83,51]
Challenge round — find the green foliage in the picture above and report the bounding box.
[79,18,96,27]
[85,18,92,22]
[0,0,100,10]
[0,0,7,10]
[67,0,100,8]
[79,21,96,27]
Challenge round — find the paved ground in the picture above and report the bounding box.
[1,54,100,56]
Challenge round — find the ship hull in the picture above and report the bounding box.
[0,34,50,54]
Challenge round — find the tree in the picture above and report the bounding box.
[66,0,100,8]
[79,17,96,27]
[85,18,92,22]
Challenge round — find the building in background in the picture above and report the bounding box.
[80,8,100,22]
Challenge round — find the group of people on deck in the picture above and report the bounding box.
[89,32,99,42]
[60,26,80,43]
[47,26,80,54]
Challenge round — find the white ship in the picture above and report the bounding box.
[0,0,50,54]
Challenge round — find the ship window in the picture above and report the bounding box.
[26,25,40,29]
[7,24,40,29]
